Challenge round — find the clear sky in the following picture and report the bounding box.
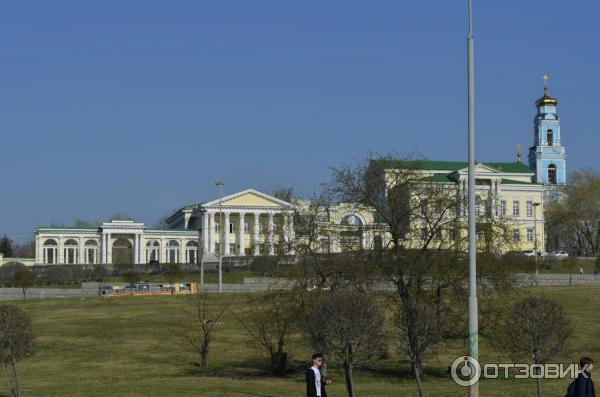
[1,0,599,242]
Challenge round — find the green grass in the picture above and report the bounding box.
[3,286,600,396]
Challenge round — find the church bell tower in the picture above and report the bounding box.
[528,74,567,186]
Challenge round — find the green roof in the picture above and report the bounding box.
[36,227,98,231]
[421,174,453,183]
[372,159,533,174]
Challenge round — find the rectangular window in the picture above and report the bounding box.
[244,222,249,233]
[215,243,220,254]
[500,200,507,216]
[215,222,220,232]
[229,223,234,234]
[527,228,534,242]
[526,201,533,217]
[230,243,236,254]
[513,229,521,242]
[87,249,95,264]
[513,201,520,217]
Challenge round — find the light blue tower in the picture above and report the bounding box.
[528,75,567,186]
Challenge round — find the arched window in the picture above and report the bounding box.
[548,164,557,184]
[43,239,58,264]
[64,239,78,264]
[186,241,199,264]
[84,240,98,264]
[145,240,160,263]
[166,240,180,263]
[340,214,363,226]
[546,129,554,146]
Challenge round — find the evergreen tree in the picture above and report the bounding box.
[0,235,14,257]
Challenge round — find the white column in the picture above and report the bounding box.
[160,238,166,263]
[134,235,139,264]
[253,212,260,255]
[268,212,275,255]
[106,233,112,264]
[101,234,106,264]
[238,212,246,256]
[203,212,210,253]
[58,236,64,264]
[223,211,230,255]
[35,236,41,263]
[78,238,85,264]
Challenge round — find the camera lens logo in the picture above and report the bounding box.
[451,356,481,387]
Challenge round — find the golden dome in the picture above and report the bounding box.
[536,91,558,106]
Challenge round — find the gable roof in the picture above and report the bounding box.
[182,189,294,212]
[372,159,533,174]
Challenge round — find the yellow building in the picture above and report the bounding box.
[373,160,546,253]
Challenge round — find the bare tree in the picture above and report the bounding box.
[13,269,34,299]
[122,271,142,294]
[180,293,232,368]
[162,263,184,294]
[327,153,514,396]
[235,290,300,375]
[499,297,572,397]
[0,305,35,397]
[307,290,386,397]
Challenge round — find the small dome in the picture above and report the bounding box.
[536,93,558,106]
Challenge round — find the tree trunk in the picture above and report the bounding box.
[412,359,425,397]
[11,357,20,397]
[343,361,355,397]
[201,337,210,368]
[535,373,543,397]
[271,350,287,375]
[22,287,26,299]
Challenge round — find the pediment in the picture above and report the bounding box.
[202,189,294,209]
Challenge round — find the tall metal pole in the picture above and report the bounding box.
[533,202,541,274]
[467,1,479,396]
[215,181,224,293]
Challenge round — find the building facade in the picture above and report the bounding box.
[28,82,564,265]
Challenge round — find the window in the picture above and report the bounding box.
[43,239,58,264]
[186,241,199,263]
[527,228,534,242]
[500,200,507,216]
[244,222,249,233]
[64,239,78,264]
[215,243,220,255]
[146,240,160,262]
[513,201,520,217]
[229,243,236,254]
[548,164,557,184]
[513,229,521,242]
[546,129,554,146]
[85,240,98,264]
[526,201,533,217]
[166,240,180,263]
[215,222,220,232]
[229,223,234,234]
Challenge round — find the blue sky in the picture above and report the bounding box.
[1,0,599,241]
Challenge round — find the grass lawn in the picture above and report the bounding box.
[3,286,600,396]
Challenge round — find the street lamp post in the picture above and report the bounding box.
[215,181,224,293]
[533,202,541,274]
[467,1,479,396]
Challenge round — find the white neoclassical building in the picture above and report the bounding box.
[34,189,295,265]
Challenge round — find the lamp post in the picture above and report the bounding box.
[533,202,541,274]
[466,1,479,396]
[215,181,224,293]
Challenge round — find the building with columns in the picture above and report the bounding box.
[34,189,295,265]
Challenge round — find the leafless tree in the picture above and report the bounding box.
[234,290,301,375]
[179,293,232,368]
[327,153,515,397]
[0,305,35,397]
[13,269,34,299]
[307,290,386,397]
[499,297,572,397]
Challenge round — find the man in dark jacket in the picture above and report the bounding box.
[306,353,332,397]
[577,357,596,397]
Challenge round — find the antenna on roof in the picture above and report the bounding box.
[516,143,523,163]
